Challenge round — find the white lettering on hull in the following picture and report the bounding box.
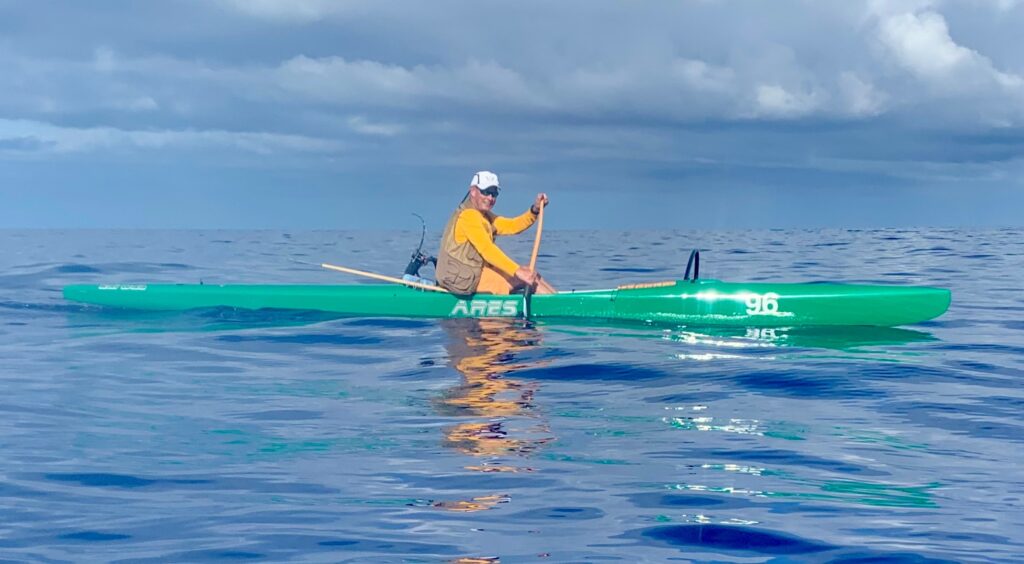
[450,299,518,317]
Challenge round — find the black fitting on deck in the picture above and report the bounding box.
[683,250,700,282]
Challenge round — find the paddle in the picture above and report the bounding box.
[320,262,449,293]
[529,204,544,273]
[523,203,545,319]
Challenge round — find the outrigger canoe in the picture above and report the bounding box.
[63,279,950,327]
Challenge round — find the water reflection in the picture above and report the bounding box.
[429,319,554,514]
[436,319,554,469]
[669,326,937,352]
[544,320,937,356]
[63,306,347,337]
[64,304,936,356]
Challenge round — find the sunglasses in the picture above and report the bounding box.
[477,186,500,198]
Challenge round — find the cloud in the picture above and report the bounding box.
[0,118,345,156]
[1,1,1023,170]
[752,84,823,118]
[870,3,1024,88]
[216,0,367,23]
[3,1,1024,228]
[867,4,1024,124]
[837,72,887,117]
[4,1,1023,130]
[670,59,736,93]
[876,10,981,80]
[118,97,160,112]
[275,55,422,106]
[274,55,545,111]
[987,0,1021,11]
[347,115,403,136]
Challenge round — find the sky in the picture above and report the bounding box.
[1,0,1022,230]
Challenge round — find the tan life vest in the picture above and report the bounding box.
[436,203,488,296]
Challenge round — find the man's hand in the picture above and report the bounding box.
[514,266,539,288]
[531,193,549,215]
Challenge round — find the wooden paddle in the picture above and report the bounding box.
[320,263,449,293]
[523,204,545,318]
[528,203,545,272]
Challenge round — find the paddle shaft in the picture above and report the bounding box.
[528,204,544,271]
[321,263,449,293]
[523,204,545,318]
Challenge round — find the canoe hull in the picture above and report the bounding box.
[63,280,950,327]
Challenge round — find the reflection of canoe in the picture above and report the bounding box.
[544,319,939,350]
[660,325,937,351]
[64,279,950,327]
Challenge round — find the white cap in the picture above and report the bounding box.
[470,171,500,190]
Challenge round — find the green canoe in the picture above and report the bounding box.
[63,279,950,327]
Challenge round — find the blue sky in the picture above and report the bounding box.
[1,0,1022,229]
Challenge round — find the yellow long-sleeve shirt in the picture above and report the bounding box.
[453,208,537,277]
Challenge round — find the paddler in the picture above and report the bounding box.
[435,171,556,296]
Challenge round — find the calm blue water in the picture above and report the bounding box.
[2,228,1022,562]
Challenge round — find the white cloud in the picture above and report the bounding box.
[751,84,822,118]
[275,55,546,110]
[866,5,1024,124]
[216,0,365,23]
[838,72,886,116]
[669,59,736,93]
[872,5,1024,92]
[0,118,344,155]
[876,11,974,79]
[276,55,422,106]
[986,0,1021,11]
[449,59,544,107]
[347,115,403,136]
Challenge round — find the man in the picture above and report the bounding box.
[435,171,556,296]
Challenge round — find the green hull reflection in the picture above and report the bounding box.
[63,308,939,354]
[545,321,937,352]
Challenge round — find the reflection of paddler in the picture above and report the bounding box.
[452,556,502,564]
[436,318,553,464]
[431,494,510,513]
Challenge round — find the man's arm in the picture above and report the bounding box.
[493,193,549,235]
[492,208,537,236]
[458,210,521,277]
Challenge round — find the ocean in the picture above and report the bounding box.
[1,228,1021,562]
